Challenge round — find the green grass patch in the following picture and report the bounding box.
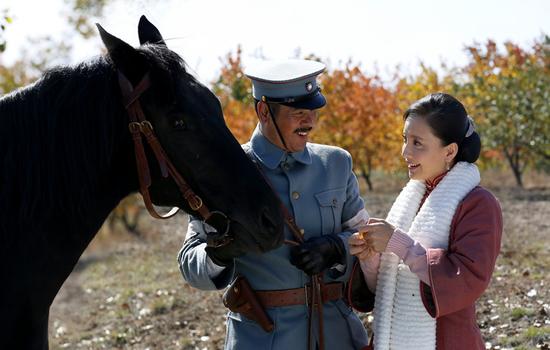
[510,307,534,320]
[523,326,550,339]
[501,326,550,348]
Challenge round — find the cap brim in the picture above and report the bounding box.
[282,91,326,110]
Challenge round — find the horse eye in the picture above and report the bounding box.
[174,119,186,130]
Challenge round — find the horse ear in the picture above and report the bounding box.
[96,23,149,84]
[138,15,166,46]
[96,23,134,57]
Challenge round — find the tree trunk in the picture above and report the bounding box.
[361,172,373,191]
[361,164,373,191]
[504,146,524,188]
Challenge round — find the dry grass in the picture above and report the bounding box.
[49,171,549,350]
[475,186,550,350]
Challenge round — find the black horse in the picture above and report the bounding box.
[0,16,283,349]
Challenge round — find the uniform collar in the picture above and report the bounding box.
[250,124,312,170]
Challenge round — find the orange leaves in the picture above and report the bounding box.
[223,98,257,144]
[213,35,549,189]
[460,36,550,186]
[213,53,405,188]
[314,63,403,183]
[213,45,253,105]
[211,46,257,144]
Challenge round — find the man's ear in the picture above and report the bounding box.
[257,101,271,123]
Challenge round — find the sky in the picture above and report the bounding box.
[2,0,550,86]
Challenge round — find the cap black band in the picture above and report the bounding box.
[261,87,321,104]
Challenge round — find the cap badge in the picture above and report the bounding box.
[305,82,313,92]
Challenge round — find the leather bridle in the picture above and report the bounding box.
[120,70,326,349]
[117,70,232,247]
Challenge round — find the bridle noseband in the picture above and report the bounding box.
[117,70,232,247]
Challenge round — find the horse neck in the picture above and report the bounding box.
[0,68,141,311]
[0,63,138,242]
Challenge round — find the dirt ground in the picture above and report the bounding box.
[48,183,549,350]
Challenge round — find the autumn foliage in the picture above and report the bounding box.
[212,51,405,190]
[211,46,257,144]
[314,64,402,190]
[458,38,550,187]
[1,30,548,189]
[213,36,549,189]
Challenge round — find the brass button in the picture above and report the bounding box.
[292,191,300,200]
[332,198,338,205]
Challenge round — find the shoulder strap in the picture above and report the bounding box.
[244,144,326,350]
[244,145,304,244]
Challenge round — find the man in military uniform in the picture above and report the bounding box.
[178,59,370,349]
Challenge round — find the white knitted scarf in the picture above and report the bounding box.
[373,162,480,350]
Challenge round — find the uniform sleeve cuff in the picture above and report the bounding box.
[205,255,228,278]
[385,228,414,259]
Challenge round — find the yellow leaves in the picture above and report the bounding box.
[211,46,258,144]
[223,99,257,144]
[0,9,12,52]
[213,52,405,181]
[314,63,403,175]
[460,37,550,184]
[213,37,548,188]
[0,60,37,94]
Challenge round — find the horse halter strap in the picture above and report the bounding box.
[117,70,211,221]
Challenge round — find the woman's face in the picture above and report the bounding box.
[401,116,456,182]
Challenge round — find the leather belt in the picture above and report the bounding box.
[256,282,343,308]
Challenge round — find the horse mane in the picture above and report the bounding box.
[0,44,190,228]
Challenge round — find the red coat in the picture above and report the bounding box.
[348,186,503,350]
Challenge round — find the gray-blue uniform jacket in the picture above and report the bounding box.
[178,126,370,349]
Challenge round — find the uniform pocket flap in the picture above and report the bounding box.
[315,188,346,207]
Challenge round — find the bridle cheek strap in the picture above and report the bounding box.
[117,70,214,222]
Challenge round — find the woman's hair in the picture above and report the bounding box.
[403,92,481,163]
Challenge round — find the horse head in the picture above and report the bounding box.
[98,16,284,254]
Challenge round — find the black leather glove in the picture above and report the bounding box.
[290,234,346,275]
[205,239,248,267]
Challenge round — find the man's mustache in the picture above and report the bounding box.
[294,127,313,133]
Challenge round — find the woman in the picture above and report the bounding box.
[348,93,503,350]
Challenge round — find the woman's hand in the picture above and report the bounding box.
[348,231,375,260]
[362,218,395,253]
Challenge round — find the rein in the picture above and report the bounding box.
[248,152,325,350]
[117,70,232,247]
[120,69,325,348]
[280,204,325,350]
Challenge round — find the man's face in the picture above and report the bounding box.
[258,102,318,153]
